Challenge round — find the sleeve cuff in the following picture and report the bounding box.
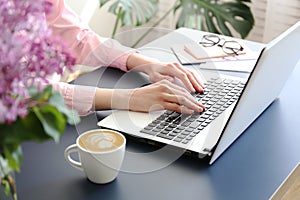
[52,82,96,116]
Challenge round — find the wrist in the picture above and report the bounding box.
[94,88,134,111]
[126,53,159,74]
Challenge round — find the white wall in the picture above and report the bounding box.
[65,0,116,37]
[65,0,300,45]
[65,0,176,47]
[247,0,300,43]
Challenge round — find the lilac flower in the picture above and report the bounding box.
[0,0,75,123]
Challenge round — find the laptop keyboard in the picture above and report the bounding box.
[140,77,245,144]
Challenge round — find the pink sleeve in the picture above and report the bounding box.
[45,0,137,116]
[46,0,134,71]
[50,81,96,116]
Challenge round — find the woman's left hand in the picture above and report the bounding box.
[145,61,205,93]
[126,53,205,93]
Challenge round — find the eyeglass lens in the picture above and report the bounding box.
[199,35,220,47]
[199,34,243,55]
[222,41,244,54]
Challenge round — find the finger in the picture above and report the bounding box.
[151,74,174,83]
[161,63,195,92]
[173,63,205,93]
[183,67,205,91]
[159,80,205,108]
[155,80,206,112]
[163,102,195,114]
[172,84,206,110]
[155,79,188,94]
[163,93,204,113]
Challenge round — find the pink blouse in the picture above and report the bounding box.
[46,0,134,115]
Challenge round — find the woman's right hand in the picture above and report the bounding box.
[128,80,205,114]
[94,80,205,114]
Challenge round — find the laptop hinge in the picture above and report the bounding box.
[203,148,212,156]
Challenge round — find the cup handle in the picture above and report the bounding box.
[64,144,83,171]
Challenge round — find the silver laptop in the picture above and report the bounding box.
[98,21,300,165]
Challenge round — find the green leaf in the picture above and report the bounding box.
[3,146,22,172]
[1,86,79,155]
[27,85,52,101]
[33,106,66,143]
[174,0,254,38]
[105,0,158,27]
[0,112,50,146]
[27,86,39,98]
[1,178,10,196]
[0,156,14,177]
[48,92,80,125]
[99,0,111,7]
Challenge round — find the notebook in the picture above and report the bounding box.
[98,21,300,165]
[170,41,259,63]
[170,39,261,73]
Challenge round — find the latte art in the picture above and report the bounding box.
[87,133,115,149]
[78,130,124,152]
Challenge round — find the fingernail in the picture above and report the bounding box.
[198,107,203,112]
[200,87,205,93]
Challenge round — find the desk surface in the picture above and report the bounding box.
[16,28,300,200]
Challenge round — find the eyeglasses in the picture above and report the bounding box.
[199,34,244,55]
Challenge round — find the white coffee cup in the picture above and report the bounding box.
[64,129,126,184]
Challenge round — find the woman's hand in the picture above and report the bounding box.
[126,53,205,93]
[94,80,205,114]
[128,80,205,114]
[145,61,205,93]
[93,53,206,114]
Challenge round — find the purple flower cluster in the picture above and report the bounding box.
[0,0,75,123]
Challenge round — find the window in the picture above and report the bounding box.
[65,0,300,44]
[248,0,300,42]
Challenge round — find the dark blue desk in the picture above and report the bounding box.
[16,31,300,200]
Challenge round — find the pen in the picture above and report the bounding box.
[184,45,246,61]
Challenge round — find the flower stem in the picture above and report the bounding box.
[8,174,17,200]
[112,7,122,39]
[131,0,179,48]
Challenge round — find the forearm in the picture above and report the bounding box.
[126,53,160,73]
[94,88,134,111]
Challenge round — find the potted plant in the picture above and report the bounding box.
[98,0,254,47]
[0,0,80,199]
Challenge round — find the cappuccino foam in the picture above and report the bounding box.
[79,130,124,152]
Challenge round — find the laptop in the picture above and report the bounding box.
[97,21,300,165]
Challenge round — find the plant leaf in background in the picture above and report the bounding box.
[99,0,158,38]
[97,0,254,47]
[174,0,254,38]
[99,0,158,26]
